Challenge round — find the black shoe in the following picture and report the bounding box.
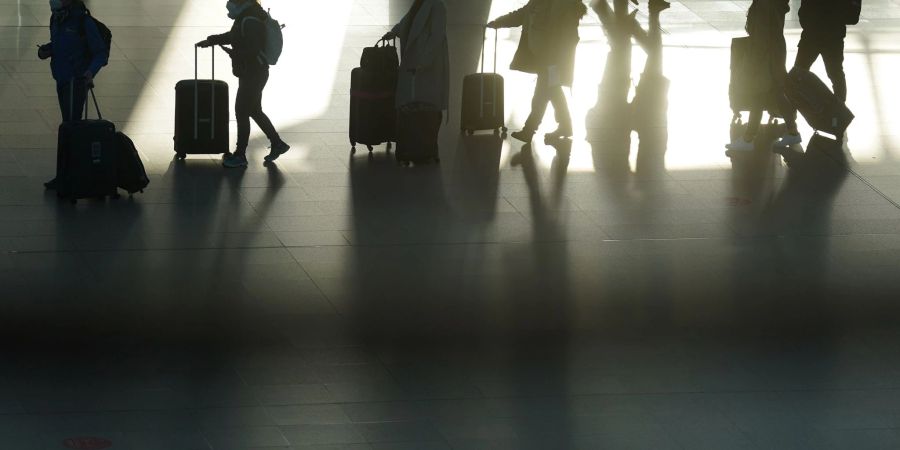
[264,140,291,162]
[44,178,58,190]
[545,126,573,140]
[510,129,535,143]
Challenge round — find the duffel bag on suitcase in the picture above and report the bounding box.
[785,69,854,137]
[396,102,441,165]
[56,86,118,203]
[461,27,506,136]
[116,131,149,195]
[350,66,397,154]
[361,37,399,72]
[174,45,229,158]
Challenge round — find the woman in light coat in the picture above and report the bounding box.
[384,0,450,113]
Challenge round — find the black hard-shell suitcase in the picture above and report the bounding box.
[350,39,398,154]
[174,45,229,158]
[396,103,441,165]
[116,131,149,195]
[56,87,118,203]
[729,37,780,124]
[461,28,506,136]
[785,69,854,137]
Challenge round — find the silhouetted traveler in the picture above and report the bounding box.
[488,0,588,143]
[727,0,801,153]
[39,0,109,190]
[791,0,848,103]
[198,0,289,168]
[383,0,450,118]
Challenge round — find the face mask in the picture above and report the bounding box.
[226,1,241,19]
[49,0,63,10]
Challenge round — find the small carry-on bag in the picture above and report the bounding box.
[350,38,399,154]
[56,85,119,204]
[396,102,442,165]
[785,69,854,138]
[174,45,229,158]
[116,131,149,195]
[729,37,781,125]
[461,28,506,136]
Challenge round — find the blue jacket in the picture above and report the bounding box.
[48,4,108,84]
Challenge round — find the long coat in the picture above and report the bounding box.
[492,0,585,87]
[390,0,450,110]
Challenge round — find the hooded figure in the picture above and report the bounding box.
[384,0,450,112]
[198,0,290,168]
[489,0,587,142]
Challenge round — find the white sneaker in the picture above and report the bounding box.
[773,133,802,148]
[725,137,754,152]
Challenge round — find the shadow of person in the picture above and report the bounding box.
[587,0,636,179]
[629,2,669,178]
[447,133,503,224]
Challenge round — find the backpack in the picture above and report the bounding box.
[845,0,862,25]
[243,10,285,66]
[82,8,112,65]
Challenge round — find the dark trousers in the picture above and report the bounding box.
[235,69,280,153]
[794,29,847,102]
[56,78,88,123]
[524,71,572,133]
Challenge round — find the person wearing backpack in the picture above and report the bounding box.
[197,0,289,168]
[38,0,110,190]
[488,0,588,143]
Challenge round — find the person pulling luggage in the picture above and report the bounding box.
[39,0,110,190]
[726,0,801,152]
[488,0,588,143]
[197,0,289,168]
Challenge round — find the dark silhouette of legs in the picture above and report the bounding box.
[524,72,572,135]
[794,32,847,102]
[235,69,281,154]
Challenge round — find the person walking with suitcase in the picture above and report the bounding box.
[382,0,449,164]
[39,0,110,190]
[197,0,289,168]
[488,0,588,143]
[776,0,851,145]
[726,0,801,153]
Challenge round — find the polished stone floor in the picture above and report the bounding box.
[2,0,900,448]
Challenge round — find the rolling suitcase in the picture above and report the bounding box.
[350,38,398,154]
[396,102,442,165]
[785,69,854,137]
[56,86,119,204]
[729,37,781,125]
[461,27,506,137]
[116,131,149,195]
[174,45,229,158]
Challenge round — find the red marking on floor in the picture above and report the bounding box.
[63,437,113,450]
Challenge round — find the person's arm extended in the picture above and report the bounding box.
[203,31,233,47]
[83,17,108,76]
[488,4,529,28]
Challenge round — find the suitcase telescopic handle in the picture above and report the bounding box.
[193,44,216,141]
[479,26,498,74]
[70,78,102,121]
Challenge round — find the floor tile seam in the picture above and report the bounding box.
[845,165,900,212]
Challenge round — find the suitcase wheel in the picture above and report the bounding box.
[502,127,508,132]
[466,129,474,136]
[386,142,392,151]
[351,146,356,155]
[176,152,187,160]
[367,145,374,153]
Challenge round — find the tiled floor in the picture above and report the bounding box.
[2,0,900,448]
